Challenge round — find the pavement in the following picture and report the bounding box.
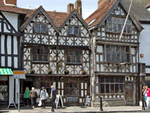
[0,106,150,113]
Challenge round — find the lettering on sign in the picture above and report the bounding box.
[66,97,79,102]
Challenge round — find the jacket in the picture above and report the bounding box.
[30,90,37,98]
[25,90,30,98]
[40,89,48,100]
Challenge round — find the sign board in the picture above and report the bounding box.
[84,96,91,106]
[13,71,25,79]
[55,95,64,108]
[66,97,79,102]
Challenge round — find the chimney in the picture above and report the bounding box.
[75,0,82,16]
[4,0,17,6]
[98,0,111,8]
[67,3,74,14]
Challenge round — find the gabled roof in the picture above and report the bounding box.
[85,0,143,32]
[20,6,58,32]
[59,9,89,32]
[123,0,150,22]
[0,0,26,14]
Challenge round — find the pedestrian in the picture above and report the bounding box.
[29,87,37,109]
[40,87,48,109]
[24,87,30,107]
[146,86,150,109]
[145,86,148,106]
[50,84,56,112]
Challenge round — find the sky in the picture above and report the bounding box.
[17,0,99,19]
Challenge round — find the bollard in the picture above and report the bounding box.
[100,97,103,111]
[142,93,145,110]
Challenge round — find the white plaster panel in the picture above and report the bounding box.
[58,82,60,89]
[58,90,60,95]
[81,83,83,89]
[100,55,103,62]
[131,48,135,55]
[24,61,30,73]
[97,64,100,71]
[3,20,10,33]
[7,35,11,54]
[85,90,87,96]
[81,90,84,97]
[96,86,99,94]
[1,35,5,54]
[96,55,99,62]
[13,36,18,55]
[62,90,64,96]
[14,57,18,68]
[41,64,48,74]
[53,82,56,88]
[8,56,12,67]
[1,56,5,66]
[2,12,18,31]
[133,57,135,63]
[97,46,103,53]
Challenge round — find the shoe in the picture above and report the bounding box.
[51,109,54,112]
[32,106,34,109]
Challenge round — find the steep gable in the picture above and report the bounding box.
[85,0,143,32]
[0,12,18,35]
[20,6,58,32]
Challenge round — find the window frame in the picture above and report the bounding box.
[99,76,124,94]
[32,46,49,64]
[34,23,48,34]
[105,45,130,63]
[65,50,82,65]
[106,16,132,34]
[68,26,80,36]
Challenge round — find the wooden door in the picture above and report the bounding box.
[125,82,134,105]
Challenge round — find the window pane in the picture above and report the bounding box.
[110,84,114,93]
[118,77,124,83]
[115,84,119,93]
[38,55,42,61]
[69,26,73,34]
[106,77,109,83]
[119,84,123,93]
[34,24,40,33]
[116,46,120,52]
[74,27,79,35]
[107,23,112,31]
[33,54,37,61]
[106,84,109,93]
[116,53,120,62]
[101,84,104,93]
[111,46,115,52]
[67,56,71,62]
[126,53,130,62]
[106,53,110,61]
[126,47,129,52]
[44,55,48,61]
[110,77,114,83]
[41,25,47,33]
[106,45,111,51]
[100,77,104,83]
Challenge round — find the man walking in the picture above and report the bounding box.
[50,84,56,112]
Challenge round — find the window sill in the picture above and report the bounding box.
[104,61,131,64]
[32,61,49,64]
[33,32,48,35]
[68,34,81,37]
[66,62,82,65]
[106,31,132,35]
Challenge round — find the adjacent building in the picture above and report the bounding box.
[0,0,25,104]
[85,0,143,106]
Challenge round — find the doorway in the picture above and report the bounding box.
[125,82,134,105]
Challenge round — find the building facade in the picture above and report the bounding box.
[0,0,25,105]
[85,0,143,106]
[21,0,91,105]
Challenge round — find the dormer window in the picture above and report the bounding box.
[68,26,80,36]
[34,24,47,34]
[106,17,132,33]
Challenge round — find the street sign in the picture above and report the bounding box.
[13,71,25,79]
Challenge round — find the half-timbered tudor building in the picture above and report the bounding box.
[124,0,150,105]
[85,0,143,106]
[0,0,25,104]
[20,0,91,105]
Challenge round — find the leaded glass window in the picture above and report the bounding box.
[67,51,81,63]
[34,24,47,34]
[99,76,124,94]
[106,45,130,62]
[33,47,48,62]
[68,26,80,36]
[106,17,132,33]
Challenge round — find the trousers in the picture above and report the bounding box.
[51,98,56,110]
[147,97,150,108]
[31,97,36,106]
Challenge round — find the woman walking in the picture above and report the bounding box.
[30,87,37,109]
[40,87,48,109]
[24,87,30,107]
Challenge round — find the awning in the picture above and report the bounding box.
[0,68,13,75]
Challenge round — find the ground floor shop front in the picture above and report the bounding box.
[22,75,90,106]
[93,75,138,107]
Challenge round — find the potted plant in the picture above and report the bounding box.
[64,70,69,74]
[47,69,53,74]
[30,69,35,74]
[82,70,86,75]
